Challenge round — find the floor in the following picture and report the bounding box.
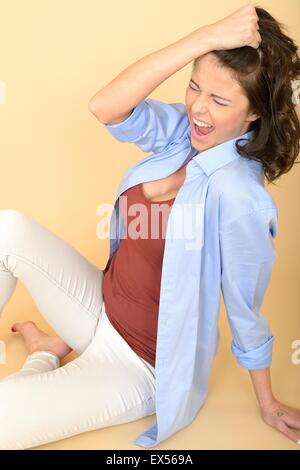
[0,287,299,450]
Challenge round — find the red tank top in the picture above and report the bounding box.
[102,182,176,367]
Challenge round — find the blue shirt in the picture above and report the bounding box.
[101,98,278,448]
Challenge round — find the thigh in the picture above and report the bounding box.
[0,210,104,353]
[0,307,156,450]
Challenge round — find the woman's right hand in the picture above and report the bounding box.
[203,4,261,51]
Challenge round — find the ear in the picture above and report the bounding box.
[246,110,260,122]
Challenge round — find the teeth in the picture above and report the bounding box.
[192,118,213,128]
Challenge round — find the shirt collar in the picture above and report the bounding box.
[187,128,256,176]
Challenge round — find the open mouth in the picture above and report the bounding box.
[192,121,215,139]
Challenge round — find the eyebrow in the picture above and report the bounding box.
[190,79,232,102]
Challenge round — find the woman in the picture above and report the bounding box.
[0,4,299,449]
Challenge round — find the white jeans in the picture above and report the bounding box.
[0,210,156,450]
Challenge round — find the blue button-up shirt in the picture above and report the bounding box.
[101,98,278,448]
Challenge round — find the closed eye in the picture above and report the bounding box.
[188,83,228,107]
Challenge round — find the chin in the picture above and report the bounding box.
[191,136,215,150]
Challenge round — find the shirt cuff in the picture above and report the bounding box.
[231,335,275,370]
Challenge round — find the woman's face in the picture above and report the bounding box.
[185,52,259,151]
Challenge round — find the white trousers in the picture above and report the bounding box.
[0,210,156,450]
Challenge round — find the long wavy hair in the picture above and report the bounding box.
[192,6,300,185]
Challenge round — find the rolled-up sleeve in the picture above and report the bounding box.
[103,98,188,154]
[219,207,278,370]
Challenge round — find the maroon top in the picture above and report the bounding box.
[102,182,176,367]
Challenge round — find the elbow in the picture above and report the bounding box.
[88,98,100,118]
[88,96,106,121]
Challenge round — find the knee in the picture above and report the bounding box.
[0,209,28,230]
[0,209,25,221]
[0,210,29,246]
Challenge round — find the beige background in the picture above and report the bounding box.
[0,0,299,450]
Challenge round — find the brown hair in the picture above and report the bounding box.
[192,5,300,185]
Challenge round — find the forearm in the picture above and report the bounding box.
[249,368,277,410]
[88,25,213,123]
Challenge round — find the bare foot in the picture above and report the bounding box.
[11,321,72,359]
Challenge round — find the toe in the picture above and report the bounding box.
[11,320,36,333]
[11,323,19,332]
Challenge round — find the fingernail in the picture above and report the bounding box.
[297,439,300,445]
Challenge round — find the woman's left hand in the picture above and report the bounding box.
[260,399,300,444]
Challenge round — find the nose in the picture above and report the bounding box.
[191,95,210,114]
